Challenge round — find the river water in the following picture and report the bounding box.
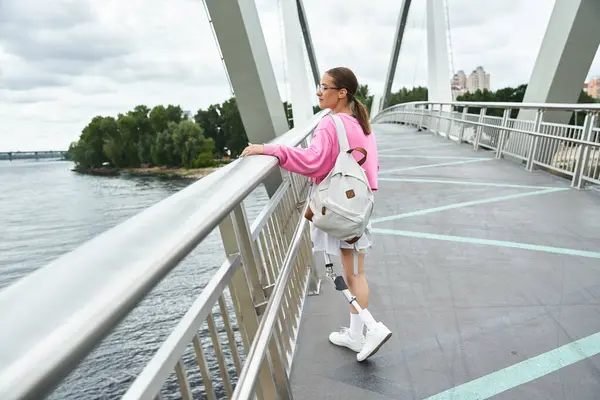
[0,160,269,399]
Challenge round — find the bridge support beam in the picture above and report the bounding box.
[519,0,600,123]
[296,0,320,88]
[382,0,412,110]
[381,0,452,112]
[426,0,453,107]
[204,0,290,196]
[282,0,315,126]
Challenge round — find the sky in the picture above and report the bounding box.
[1,0,599,151]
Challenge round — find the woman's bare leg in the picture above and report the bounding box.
[338,248,392,362]
[340,248,369,314]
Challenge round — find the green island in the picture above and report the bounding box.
[68,84,598,179]
[68,97,257,179]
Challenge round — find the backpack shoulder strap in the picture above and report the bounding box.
[330,114,350,152]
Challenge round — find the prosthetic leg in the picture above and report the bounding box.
[324,253,365,315]
[323,252,392,361]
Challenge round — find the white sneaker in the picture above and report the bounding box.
[357,322,392,362]
[329,327,365,352]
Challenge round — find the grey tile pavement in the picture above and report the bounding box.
[289,123,600,399]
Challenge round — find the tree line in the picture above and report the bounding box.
[68,85,374,170]
[454,84,598,124]
[68,100,252,170]
[385,84,598,125]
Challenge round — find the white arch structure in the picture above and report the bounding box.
[203,0,600,160]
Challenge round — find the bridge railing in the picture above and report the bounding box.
[0,151,67,161]
[0,110,329,400]
[373,101,600,188]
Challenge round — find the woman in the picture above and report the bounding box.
[241,67,391,362]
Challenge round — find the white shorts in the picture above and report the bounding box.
[310,221,373,257]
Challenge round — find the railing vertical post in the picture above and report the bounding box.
[419,106,425,131]
[427,104,434,132]
[572,112,597,189]
[432,106,437,133]
[459,107,468,143]
[474,107,486,151]
[446,105,455,140]
[290,178,320,296]
[496,108,511,159]
[267,320,294,398]
[219,210,276,399]
[306,247,321,297]
[306,238,321,296]
[231,205,268,308]
[526,109,545,171]
[436,104,443,135]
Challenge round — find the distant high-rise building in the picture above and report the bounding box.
[451,70,467,99]
[450,66,491,97]
[466,66,491,93]
[452,70,467,89]
[586,76,600,98]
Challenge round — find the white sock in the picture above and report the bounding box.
[349,313,364,338]
[359,308,377,331]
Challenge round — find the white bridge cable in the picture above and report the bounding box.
[444,0,455,76]
[443,0,457,98]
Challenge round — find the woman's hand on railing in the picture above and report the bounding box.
[241,143,264,157]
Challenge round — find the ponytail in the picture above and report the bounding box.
[350,97,372,135]
[324,66,372,135]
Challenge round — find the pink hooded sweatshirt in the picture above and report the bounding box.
[263,113,379,191]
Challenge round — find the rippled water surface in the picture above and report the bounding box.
[0,160,269,399]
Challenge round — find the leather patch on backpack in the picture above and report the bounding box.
[305,206,314,221]
[345,236,360,244]
[346,190,355,199]
[322,206,326,215]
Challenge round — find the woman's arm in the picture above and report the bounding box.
[262,127,333,178]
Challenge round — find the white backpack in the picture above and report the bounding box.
[305,114,374,243]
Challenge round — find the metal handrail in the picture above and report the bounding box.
[232,197,311,399]
[121,168,310,398]
[381,100,600,111]
[402,109,600,147]
[373,101,600,189]
[250,180,291,241]
[0,109,330,399]
[121,254,243,399]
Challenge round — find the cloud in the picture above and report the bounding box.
[0,0,132,74]
[0,0,599,151]
[446,0,523,29]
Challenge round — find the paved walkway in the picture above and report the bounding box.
[290,123,600,399]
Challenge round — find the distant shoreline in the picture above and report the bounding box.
[72,166,221,180]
